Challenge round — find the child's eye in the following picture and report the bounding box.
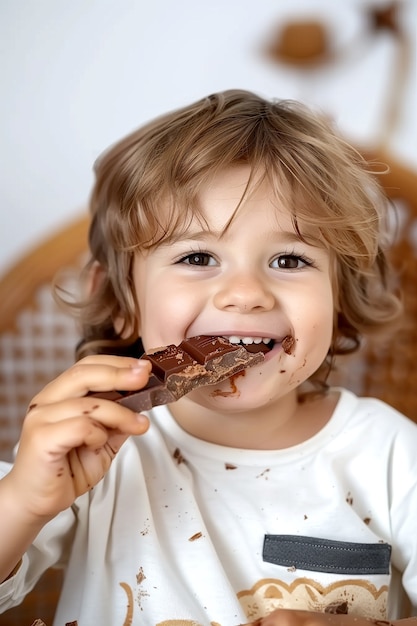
[177,252,217,266]
[270,254,312,270]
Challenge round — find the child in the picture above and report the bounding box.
[0,90,416,626]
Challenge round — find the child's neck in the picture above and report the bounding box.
[168,390,340,450]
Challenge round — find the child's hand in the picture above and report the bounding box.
[3,355,152,522]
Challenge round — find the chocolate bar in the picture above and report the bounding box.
[92,336,264,411]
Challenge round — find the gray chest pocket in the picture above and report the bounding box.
[263,535,391,575]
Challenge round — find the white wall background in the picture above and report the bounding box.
[0,0,416,276]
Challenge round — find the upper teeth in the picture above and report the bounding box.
[228,336,272,345]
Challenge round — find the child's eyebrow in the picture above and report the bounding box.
[166,228,324,248]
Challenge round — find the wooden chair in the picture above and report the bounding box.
[0,215,89,463]
[328,150,417,423]
[0,151,416,624]
[0,214,89,626]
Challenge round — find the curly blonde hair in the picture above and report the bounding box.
[60,89,401,384]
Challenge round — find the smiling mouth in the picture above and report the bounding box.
[227,336,274,353]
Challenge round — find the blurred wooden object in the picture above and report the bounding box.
[0,215,89,462]
[265,20,331,68]
[0,215,89,334]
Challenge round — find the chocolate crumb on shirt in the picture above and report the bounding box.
[136,567,146,584]
[188,531,203,541]
[225,462,237,470]
[256,468,270,479]
[173,447,186,464]
[325,601,349,614]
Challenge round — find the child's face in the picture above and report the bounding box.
[131,165,334,411]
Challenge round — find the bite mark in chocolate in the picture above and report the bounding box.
[90,336,264,411]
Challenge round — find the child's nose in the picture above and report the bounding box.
[213,272,275,313]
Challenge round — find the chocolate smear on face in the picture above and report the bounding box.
[282,335,295,355]
[211,370,245,398]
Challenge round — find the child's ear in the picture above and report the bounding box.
[114,313,138,339]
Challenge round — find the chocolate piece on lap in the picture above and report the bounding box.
[90,336,264,411]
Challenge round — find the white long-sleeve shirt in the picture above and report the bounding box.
[1,388,416,625]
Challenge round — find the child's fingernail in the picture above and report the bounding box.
[131,360,150,373]
[135,414,149,426]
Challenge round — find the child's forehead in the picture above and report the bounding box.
[169,165,294,224]
[156,193,323,249]
[144,165,326,249]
